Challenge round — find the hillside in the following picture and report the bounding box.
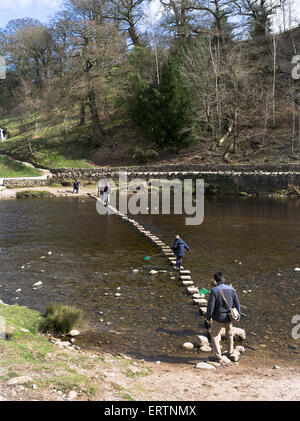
[1,26,300,169]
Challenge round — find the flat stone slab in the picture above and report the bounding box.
[180,275,192,281]
[180,270,191,275]
[193,293,206,299]
[193,299,208,306]
[187,287,199,295]
[199,307,207,316]
[182,281,194,286]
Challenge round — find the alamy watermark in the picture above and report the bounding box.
[0,315,6,340]
[0,56,6,80]
[96,173,204,226]
[291,315,300,340]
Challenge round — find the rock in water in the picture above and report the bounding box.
[200,345,212,352]
[33,281,42,287]
[183,342,194,350]
[149,270,158,275]
[196,335,210,347]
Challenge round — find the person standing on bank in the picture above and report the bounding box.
[103,182,111,206]
[73,179,80,194]
[206,272,241,362]
[172,235,190,270]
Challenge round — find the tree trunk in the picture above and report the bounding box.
[88,88,105,144]
[79,100,86,127]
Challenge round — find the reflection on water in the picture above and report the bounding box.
[0,197,299,364]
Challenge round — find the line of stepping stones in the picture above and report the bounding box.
[90,195,246,368]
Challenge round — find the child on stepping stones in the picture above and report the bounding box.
[172,235,190,270]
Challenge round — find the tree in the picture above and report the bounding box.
[233,0,286,37]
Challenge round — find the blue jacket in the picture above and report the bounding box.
[172,238,190,257]
[206,282,241,323]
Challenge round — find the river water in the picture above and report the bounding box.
[0,196,299,365]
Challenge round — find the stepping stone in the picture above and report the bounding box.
[182,281,194,286]
[180,275,192,281]
[187,287,199,295]
[193,293,206,299]
[193,299,207,306]
[180,270,191,275]
[199,307,207,316]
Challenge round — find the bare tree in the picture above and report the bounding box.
[233,0,286,37]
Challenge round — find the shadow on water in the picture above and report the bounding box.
[0,196,299,364]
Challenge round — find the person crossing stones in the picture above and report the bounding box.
[206,272,241,363]
[172,234,190,270]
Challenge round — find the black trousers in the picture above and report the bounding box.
[176,256,183,268]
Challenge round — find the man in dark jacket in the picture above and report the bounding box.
[73,179,80,194]
[172,235,190,269]
[206,272,241,362]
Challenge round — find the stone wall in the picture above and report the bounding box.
[50,167,300,195]
[3,178,49,188]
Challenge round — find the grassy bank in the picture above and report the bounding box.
[16,190,55,199]
[0,115,98,169]
[0,156,42,178]
[0,303,153,400]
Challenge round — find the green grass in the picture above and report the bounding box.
[16,190,54,199]
[0,156,42,178]
[0,114,99,169]
[0,303,98,395]
[39,303,82,335]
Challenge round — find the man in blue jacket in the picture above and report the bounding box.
[172,235,190,269]
[206,272,241,362]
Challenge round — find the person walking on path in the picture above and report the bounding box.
[73,179,80,194]
[206,272,241,362]
[103,182,111,206]
[97,181,104,198]
[172,235,190,269]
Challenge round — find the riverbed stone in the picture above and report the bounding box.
[200,345,212,352]
[195,362,216,370]
[196,335,210,347]
[69,330,80,337]
[7,376,33,386]
[149,270,158,275]
[183,342,194,350]
[32,281,42,287]
[68,391,78,400]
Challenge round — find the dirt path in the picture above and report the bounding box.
[0,186,98,199]
[0,351,299,402]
